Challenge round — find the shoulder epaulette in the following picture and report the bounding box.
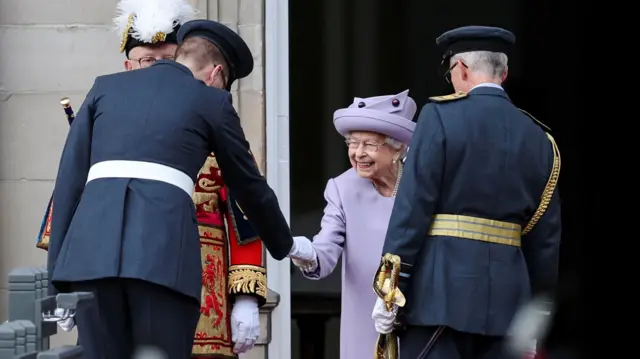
[519,108,551,132]
[428,91,468,103]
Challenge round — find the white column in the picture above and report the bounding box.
[265,0,292,358]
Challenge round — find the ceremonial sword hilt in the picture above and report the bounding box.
[373,253,407,359]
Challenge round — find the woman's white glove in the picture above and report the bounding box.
[289,236,318,272]
[54,308,75,332]
[231,295,260,354]
[371,297,398,334]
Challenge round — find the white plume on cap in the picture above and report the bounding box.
[113,0,197,43]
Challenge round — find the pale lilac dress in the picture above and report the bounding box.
[303,168,395,359]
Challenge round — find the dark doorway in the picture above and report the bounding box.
[288,0,579,357]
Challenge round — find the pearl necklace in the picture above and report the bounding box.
[373,161,404,197]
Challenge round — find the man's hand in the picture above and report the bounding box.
[231,295,260,354]
[54,308,75,332]
[371,297,398,334]
[289,236,318,272]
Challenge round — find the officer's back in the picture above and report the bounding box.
[440,87,551,226]
[415,85,554,335]
[49,53,293,302]
[382,26,561,343]
[91,61,219,176]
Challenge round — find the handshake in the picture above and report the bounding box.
[288,236,319,273]
[287,237,399,335]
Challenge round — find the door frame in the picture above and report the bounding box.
[265,0,292,357]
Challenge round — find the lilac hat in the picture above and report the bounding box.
[333,89,417,145]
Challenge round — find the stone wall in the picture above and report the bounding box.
[0,0,268,353]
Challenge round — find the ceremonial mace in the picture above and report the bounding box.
[38,97,83,324]
[60,96,76,124]
[35,97,76,250]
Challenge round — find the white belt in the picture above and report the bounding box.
[86,160,194,196]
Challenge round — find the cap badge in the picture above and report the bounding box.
[151,31,167,43]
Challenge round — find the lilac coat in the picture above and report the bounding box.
[303,168,395,359]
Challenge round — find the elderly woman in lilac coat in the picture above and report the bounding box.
[288,90,417,358]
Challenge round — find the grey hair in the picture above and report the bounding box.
[385,136,406,150]
[450,51,508,79]
[385,136,408,160]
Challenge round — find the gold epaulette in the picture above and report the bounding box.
[428,91,468,103]
[519,108,551,132]
[522,132,561,235]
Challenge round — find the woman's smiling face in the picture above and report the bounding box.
[346,131,397,179]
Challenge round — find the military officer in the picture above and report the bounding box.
[47,19,295,359]
[371,26,562,359]
[47,0,197,336]
[115,2,270,356]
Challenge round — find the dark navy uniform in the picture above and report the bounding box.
[47,25,293,359]
[379,26,561,359]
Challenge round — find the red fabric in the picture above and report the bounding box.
[223,188,264,266]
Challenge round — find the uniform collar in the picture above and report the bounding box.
[469,82,510,101]
[151,59,194,77]
[471,82,503,91]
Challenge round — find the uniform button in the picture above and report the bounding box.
[392,99,400,107]
[358,102,366,108]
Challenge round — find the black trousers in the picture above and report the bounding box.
[69,278,200,359]
[399,325,506,359]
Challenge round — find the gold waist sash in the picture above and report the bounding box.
[428,214,521,247]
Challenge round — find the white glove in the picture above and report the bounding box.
[371,297,398,334]
[506,296,552,357]
[289,236,318,272]
[54,308,75,332]
[231,295,260,354]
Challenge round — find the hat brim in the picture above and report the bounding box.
[124,27,180,57]
[206,22,253,79]
[333,108,415,145]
